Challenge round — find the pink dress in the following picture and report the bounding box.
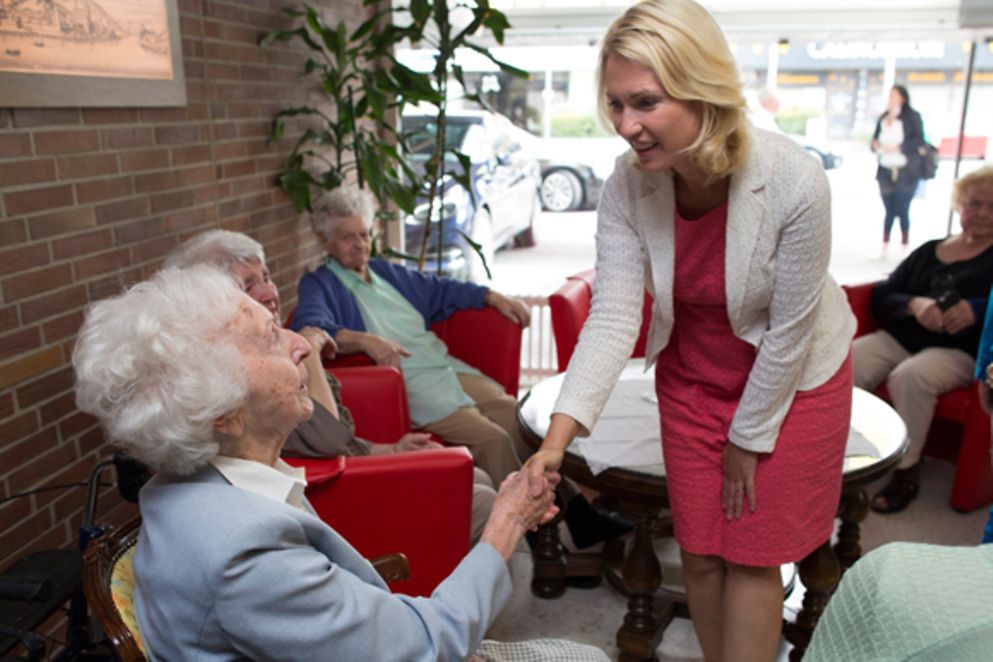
[655,202,852,566]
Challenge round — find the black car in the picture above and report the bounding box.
[795,138,842,170]
[401,110,542,282]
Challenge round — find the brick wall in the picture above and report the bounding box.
[0,0,374,572]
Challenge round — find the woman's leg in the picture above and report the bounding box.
[723,562,783,662]
[873,347,975,512]
[852,330,909,393]
[681,550,726,661]
[894,186,914,244]
[887,347,975,468]
[880,189,897,243]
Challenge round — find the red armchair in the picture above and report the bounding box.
[549,269,653,370]
[843,282,993,512]
[284,365,473,597]
[288,305,523,396]
[331,366,411,444]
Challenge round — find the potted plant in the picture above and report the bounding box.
[262,0,525,277]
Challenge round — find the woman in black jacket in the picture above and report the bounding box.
[871,85,925,254]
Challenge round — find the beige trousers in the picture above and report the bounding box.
[853,330,975,467]
[470,467,495,544]
[423,373,527,485]
[426,373,580,504]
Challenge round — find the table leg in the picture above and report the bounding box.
[834,490,868,570]
[616,514,672,662]
[530,517,567,599]
[783,539,841,661]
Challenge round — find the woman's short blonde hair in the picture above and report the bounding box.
[952,165,993,210]
[596,0,750,181]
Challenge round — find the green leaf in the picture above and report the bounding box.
[320,169,344,190]
[457,230,492,279]
[302,58,321,76]
[483,7,512,44]
[410,0,430,24]
[351,9,390,42]
[391,62,439,100]
[282,25,325,54]
[269,117,285,143]
[464,42,527,78]
[279,169,319,212]
[336,21,348,63]
[379,246,421,263]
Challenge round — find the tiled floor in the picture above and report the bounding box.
[486,457,990,660]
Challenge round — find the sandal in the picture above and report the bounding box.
[870,465,920,514]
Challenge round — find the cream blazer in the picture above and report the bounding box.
[554,129,856,453]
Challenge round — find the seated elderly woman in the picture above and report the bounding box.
[164,229,496,543]
[854,164,993,513]
[292,184,530,486]
[73,265,610,660]
[293,186,630,550]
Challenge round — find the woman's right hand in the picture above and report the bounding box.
[523,450,565,496]
[909,296,944,332]
[361,333,411,367]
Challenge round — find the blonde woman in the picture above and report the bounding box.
[524,0,856,659]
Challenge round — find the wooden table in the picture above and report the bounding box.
[517,362,907,661]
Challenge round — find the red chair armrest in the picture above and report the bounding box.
[841,282,881,338]
[549,279,592,370]
[285,449,473,596]
[550,269,653,369]
[432,307,522,395]
[324,353,375,369]
[330,366,410,445]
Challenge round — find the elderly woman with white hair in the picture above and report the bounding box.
[164,229,498,544]
[294,186,632,551]
[72,265,612,660]
[293,184,532,486]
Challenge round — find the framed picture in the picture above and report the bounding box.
[0,0,186,108]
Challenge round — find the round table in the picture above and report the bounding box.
[517,362,907,661]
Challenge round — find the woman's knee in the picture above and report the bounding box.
[725,561,781,582]
[888,354,960,398]
[680,551,725,579]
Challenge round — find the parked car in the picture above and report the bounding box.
[794,137,842,170]
[401,110,542,282]
[538,160,604,212]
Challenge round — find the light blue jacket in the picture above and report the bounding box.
[133,465,511,661]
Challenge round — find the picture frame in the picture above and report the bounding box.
[0,0,186,108]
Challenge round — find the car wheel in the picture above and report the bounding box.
[540,168,583,212]
[466,208,495,283]
[804,146,826,169]
[514,191,542,248]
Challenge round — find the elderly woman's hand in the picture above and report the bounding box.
[393,432,443,453]
[942,299,977,335]
[360,333,412,367]
[484,291,532,327]
[909,296,944,333]
[480,470,560,561]
[298,326,338,362]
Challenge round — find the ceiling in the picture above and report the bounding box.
[488,0,993,44]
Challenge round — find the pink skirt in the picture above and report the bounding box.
[657,355,852,566]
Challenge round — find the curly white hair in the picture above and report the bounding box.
[73,265,248,475]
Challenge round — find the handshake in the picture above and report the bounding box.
[479,469,561,561]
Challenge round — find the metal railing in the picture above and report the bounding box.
[518,295,559,391]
